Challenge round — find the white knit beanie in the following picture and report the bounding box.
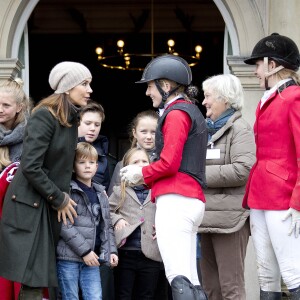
[49,61,92,94]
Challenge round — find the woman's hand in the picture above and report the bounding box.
[57,198,77,225]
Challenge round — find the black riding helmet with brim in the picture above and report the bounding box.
[136,54,192,108]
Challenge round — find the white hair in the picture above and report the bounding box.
[202,74,244,110]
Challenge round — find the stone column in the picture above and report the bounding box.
[227,55,263,126]
[227,55,261,300]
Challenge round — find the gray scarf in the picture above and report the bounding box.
[0,121,27,162]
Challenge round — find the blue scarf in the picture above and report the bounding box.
[206,108,235,141]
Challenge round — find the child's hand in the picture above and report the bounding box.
[110,254,118,267]
[114,219,129,230]
[83,251,100,267]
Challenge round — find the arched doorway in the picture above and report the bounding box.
[26,0,225,159]
[1,1,264,299]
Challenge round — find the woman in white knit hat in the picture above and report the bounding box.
[0,61,92,300]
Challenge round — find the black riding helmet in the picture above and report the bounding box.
[136,54,192,85]
[136,55,192,108]
[244,33,300,71]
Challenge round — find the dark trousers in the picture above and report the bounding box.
[200,220,250,300]
[100,265,115,300]
[115,249,161,300]
[154,264,170,300]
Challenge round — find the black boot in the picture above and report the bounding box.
[18,285,43,300]
[260,290,282,300]
[171,275,208,300]
[194,285,208,300]
[289,286,300,300]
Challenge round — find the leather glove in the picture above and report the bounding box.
[120,165,144,186]
[282,208,300,238]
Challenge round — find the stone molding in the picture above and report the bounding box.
[0,59,23,82]
[227,55,262,91]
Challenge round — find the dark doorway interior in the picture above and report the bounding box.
[28,1,224,160]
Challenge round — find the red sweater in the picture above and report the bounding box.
[142,103,206,203]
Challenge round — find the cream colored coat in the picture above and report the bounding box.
[199,111,256,234]
[109,185,162,262]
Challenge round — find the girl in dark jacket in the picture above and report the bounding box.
[0,77,31,299]
[107,109,158,196]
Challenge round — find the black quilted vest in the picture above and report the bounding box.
[155,101,207,188]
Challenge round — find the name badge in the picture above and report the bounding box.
[206,149,220,159]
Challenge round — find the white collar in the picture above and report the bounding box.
[158,94,183,116]
[260,78,291,108]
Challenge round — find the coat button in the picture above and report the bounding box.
[11,195,16,200]
[143,230,146,234]
[49,196,53,201]
[139,206,143,210]
[33,202,39,207]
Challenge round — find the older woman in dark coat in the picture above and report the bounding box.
[0,61,93,300]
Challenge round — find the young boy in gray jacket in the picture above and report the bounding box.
[56,142,118,300]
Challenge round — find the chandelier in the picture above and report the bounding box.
[95,1,203,71]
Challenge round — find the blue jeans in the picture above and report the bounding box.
[57,260,102,300]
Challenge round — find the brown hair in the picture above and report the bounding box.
[157,79,199,103]
[128,110,158,148]
[79,100,105,122]
[33,93,75,127]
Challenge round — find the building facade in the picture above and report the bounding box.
[1,1,300,299]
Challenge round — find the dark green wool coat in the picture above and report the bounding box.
[0,106,79,288]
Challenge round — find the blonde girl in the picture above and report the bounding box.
[109,147,162,300]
